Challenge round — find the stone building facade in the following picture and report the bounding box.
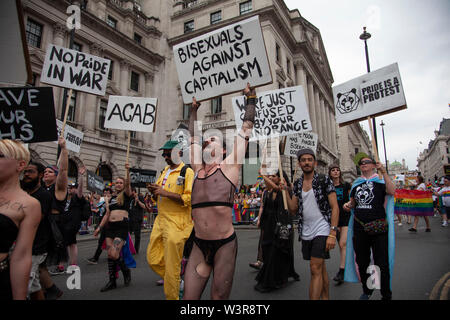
[15,0,372,188]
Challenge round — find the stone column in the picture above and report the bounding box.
[83,44,103,132]
[307,77,317,134]
[52,23,66,114]
[143,72,155,146]
[314,86,323,141]
[322,97,331,149]
[119,60,131,140]
[320,94,328,148]
[328,102,337,153]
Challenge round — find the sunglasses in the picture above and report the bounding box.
[162,152,171,158]
[359,160,375,165]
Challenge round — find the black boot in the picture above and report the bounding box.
[117,257,131,286]
[101,259,117,292]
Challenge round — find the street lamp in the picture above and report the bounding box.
[360,27,379,151]
[380,120,388,174]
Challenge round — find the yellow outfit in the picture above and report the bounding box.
[146,162,194,300]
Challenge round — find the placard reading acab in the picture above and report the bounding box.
[40,44,111,96]
[174,15,272,104]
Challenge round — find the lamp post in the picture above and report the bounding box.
[360,27,379,151]
[380,120,388,174]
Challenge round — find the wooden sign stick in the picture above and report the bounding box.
[367,116,382,178]
[126,131,131,164]
[60,88,73,137]
[276,138,288,210]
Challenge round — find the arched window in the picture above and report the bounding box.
[97,164,113,185]
[68,159,78,183]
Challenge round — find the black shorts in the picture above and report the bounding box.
[104,219,129,241]
[301,236,330,260]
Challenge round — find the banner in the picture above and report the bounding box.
[394,189,434,216]
[40,44,111,96]
[104,96,157,133]
[0,86,57,143]
[129,168,157,188]
[174,15,272,104]
[333,63,406,126]
[87,170,104,195]
[55,119,83,153]
[285,132,318,157]
[232,86,311,141]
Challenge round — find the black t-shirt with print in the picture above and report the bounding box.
[350,181,386,230]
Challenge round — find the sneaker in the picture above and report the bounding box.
[398,223,402,226]
[86,258,98,265]
[48,266,65,276]
[442,221,448,227]
[156,279,164,286]
[333,270,344,283]
[249,261,263,270]
[408,228,417,232]
[359,293,372,300]
[425,228,431,232]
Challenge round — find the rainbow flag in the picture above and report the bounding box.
[233,204,241,223]
[394,189,434,216]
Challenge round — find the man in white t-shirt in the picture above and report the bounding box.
[435,176,450,227]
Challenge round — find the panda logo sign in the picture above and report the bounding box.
[335,88,360,114]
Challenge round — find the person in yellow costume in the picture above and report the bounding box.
[146,140,194,300]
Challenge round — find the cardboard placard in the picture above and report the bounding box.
[232,86,311,141]
[129,168,157,188]
[40,44,111,96]
[174,15,272,104]
[285,132,318,157]
[87,170,104,195]
[104,96,157,133]
[55,119,84,153]
[0,86,57,143]
[333,63,407,126]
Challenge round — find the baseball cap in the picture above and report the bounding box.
[159,140,179,150]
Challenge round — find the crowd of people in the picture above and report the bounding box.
[1,84,448,301]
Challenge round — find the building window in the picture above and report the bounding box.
[183,0,198,9]
[211,97,222,114]
[240,1,252,15]
[107,59,114,80]
[130,131,137,139]
[26,19,43,48]
[183,104,191,120]
[210,11,221,25]
[72,42,82,52]
[286,58,291,75]
[107,15,118,29]
[134,33,142,44]
[68,159,78,183]
[66,91,77,122]
[130,71,139,92]
[97,164,112,185]
[276,43,281,63]
[184,20,194,34]
[31,74,38,86]
[99,100,108,131]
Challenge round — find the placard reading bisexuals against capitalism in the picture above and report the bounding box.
[0,86,57,143]
[54,119,84,153]
[285,131,318,157]
[232,86,311,141]
[40,44,111,96]
[333,63,407,126]
[104,96,157,133]
[173,15,272,104]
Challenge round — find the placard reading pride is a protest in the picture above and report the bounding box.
[174,15,272,104]
[55,119,84,153]
[40,44,111,96]
[104,96,157,133]
[232,86,311,141]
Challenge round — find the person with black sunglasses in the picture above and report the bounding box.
[146,140,194,300]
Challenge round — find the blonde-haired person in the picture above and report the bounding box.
[0,140,41,300]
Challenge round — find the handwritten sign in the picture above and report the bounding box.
[174,15,272,104]
[285,132,318,157]
[0,86,57,143]
[54,119,84,153]
[232,86,311,141]
[104,96,157,132]
[333,63,406,126]
[40,44,110,96]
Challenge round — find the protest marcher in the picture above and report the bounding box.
[86,194,108,265]
[434,176,450,227]
[328,164,351,285]
[0,140,41,300]
[284,148,339,300]
[129,188,146,254]
[94,164,133,292]
[21,161,52,300]
[343,154,395,300]
[254,170,299,293]
[183,83,256,300]
[146,140,194,300]
[409,176,431,232]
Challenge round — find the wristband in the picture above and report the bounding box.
[328,235,336,239]
[246,97,257,105]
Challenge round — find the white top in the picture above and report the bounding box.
[438,186,450,207]
[301,189,330,241]
[417,183,426,191]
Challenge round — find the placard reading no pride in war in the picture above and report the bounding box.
[174,15,272,104]
[40,44,111,96]
[285,132,318,157]
[333,63,406,126]
[232,86,311,141]
[54,119,84,153]
[104,96,157,133]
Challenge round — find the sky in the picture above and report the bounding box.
[284,0,450,170]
